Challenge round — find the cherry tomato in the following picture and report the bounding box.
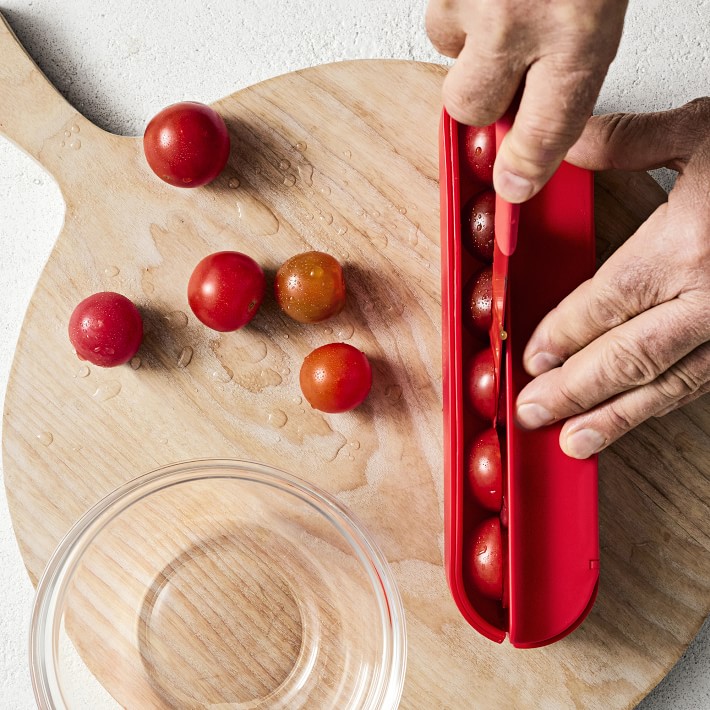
[460,124,495,187]
[465,348,497,421]
[144,102,230,187]
[466,428,502,512]
[68,292,143,368]
[300,343,372,413]
[462,189,495,263]
[465,517,504,600]
[463,266,492,337]
[188,251,265,332]
[275,251,346,324]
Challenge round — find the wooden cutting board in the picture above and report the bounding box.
[2,13,709,709]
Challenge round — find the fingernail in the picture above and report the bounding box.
[496,171,534,203]
[564,429,607,459]
[517,403,554,429]
[526,351,563,376]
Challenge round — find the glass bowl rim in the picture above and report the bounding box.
[29,457,407,710]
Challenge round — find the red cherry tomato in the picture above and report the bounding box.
[300,343,372,413]
[275,251,346,324]
[143,102,230,187]
[466,428,502,512]
[463,266,492,337]
[462,189,495,263]
[68,292,143,368]
[465,348,497,421]
[188,251,265,332]
[465,517,504,600]
[461,124,495,187]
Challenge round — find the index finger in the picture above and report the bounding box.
[493,56,606,203]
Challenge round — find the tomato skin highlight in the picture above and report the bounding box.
[463,266,493,337]
[143,102,230,187]
[462,189,495,263]
[300,343,372,413]
[68,292,143,368]
[275,251,346,324]
[460,124,495,188]
[465,517,504,600]
[465,348,497,422]
[466,428,503,512]
[187,251,265,332]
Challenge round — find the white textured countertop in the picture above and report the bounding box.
[0,1,708,707]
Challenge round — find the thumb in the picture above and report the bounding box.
[565,99,709,172]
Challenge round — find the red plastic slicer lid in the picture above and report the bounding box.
[506,162,599,647]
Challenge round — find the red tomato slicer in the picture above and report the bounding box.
[440,108,599,647]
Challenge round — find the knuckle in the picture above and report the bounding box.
[509,114,577,167]
[556,377,589,414]
[585,285,627,331]
[602,401,635,434]
[443,81,489,125]
[659,347,710,400]
[603,336,661,389]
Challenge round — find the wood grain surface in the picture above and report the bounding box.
[2,13,709,709]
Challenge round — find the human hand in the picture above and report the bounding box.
[426,0,627,203]
[515,98,710,458]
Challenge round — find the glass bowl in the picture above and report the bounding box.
[30,459,406,709]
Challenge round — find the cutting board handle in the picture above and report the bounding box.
[0,13,93,175]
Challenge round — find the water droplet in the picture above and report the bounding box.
[322,326,333,335]
[347,454,354,461]
[212,367,234,383]
[74,364,90,378]
[398,206,407,215]
[337,323,354,340]
[320,185,331,196]
[279,159,291,170]
[32,178,42,185]
[283,333,290,339]
[385,384,403,402]
[165,310,188,329]
[228,177,241,189]
[37,431,53,446]
[64,130,71,138]
[93,381,122,402]
[343,149,352,159]
[71,124,80,133]
[475,147,482,156]
[279,365,291,376]
[319,212,333,225]
[283,174,296,187]
[303,211,314,221]
[349,440,361,450]
[293,395,302,405]
[409,227,420,247]
[244,340,268,363]
[341,250,350,259]
[177,346,194,368]
[236,196,280,236]
[69,139,81,150]
[130,357,142,370]
[477,545,488,556]
[369,228,389,250]
[336,226,348,235]
[104,265,120,277]
[260,369,283,387]
[268,410,288,428]
[295,141,307,152]
[254,166,262,174]
[372,209,381,218]
[297,163,313,186]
